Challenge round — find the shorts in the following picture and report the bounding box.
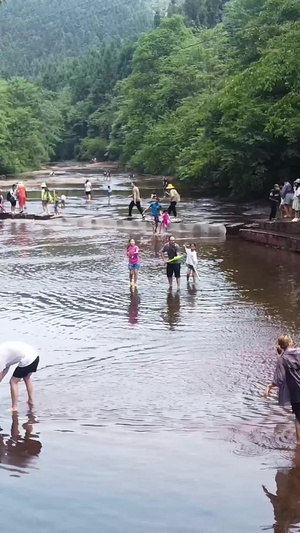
[129,263,140,271]
[292,402,300,423]
[10,198,16,207]
[13,356,39,379]
[284,193,294,206]
[186,264,195,271]
[85,191,91,196]
[152,216,160,224]
[166,262,181,279]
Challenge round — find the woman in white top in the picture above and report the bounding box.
[0,342,39,411]
[84,179,92,201]
[184,243,198,282]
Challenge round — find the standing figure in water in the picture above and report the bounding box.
[166,184,180,218]
[41,183,52,214]
[61,194,66,209]
[143,196,162,233]
[127,238,140,287]
[107,185,111,205]
[161,235,181,291]
[160,209,170,233]
[0,189,6,213]
[0,341,39,412]
[8,184,17,215]
[84,179,92,201]
[184,243,198,282]
[265,335,300,444]
[128,181,145,219]
[17,182,27,213]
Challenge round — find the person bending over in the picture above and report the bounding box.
[0,342,39,412]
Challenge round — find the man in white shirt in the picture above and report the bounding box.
[0,342,39,411]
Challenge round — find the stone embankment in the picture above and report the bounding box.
[239,220,300,253]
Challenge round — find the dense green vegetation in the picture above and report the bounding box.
[110,0,300,194]
[1,0,300,195]
[0,78,64,174]
[0,0,168,77]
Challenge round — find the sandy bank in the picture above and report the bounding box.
[0,161,123,188]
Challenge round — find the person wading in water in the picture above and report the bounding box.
[166,184,180,218]
[0,341,39,412]
[161,235,181,291]
[128,181,145,219]
[41,183,53,214]
[265,335,300,444]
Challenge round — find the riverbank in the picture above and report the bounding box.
[0,161,123,188]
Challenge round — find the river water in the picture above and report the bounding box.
[0,170,300,533]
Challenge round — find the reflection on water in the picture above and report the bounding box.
[162,291,181,330]
[264,447,300,533]
[128,288,140,325]
[0,412,42,476]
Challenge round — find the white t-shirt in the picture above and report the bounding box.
[0,342,38,371]
[85,181,92,192]
[186,249,198,267]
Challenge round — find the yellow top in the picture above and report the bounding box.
[41,188,53,202]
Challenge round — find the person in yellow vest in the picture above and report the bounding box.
[41,182,53,215]
[166,184,180,218]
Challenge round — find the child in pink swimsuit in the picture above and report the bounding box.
[160,210,170,233]
[127,238,140,287]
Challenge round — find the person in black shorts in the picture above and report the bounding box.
[161,235,181,290]
[0,342,39,412]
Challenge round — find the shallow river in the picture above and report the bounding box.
[0,170,300,533]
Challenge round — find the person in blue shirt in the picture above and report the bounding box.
[143,196,162,233]
[107,185,111,205]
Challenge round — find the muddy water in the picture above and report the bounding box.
[0,171,299,532]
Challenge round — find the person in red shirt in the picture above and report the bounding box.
[17,182,27,213]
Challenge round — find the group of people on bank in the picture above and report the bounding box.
[269,178,300,221]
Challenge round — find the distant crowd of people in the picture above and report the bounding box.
[269,179,300,221]
[0,182,66,216]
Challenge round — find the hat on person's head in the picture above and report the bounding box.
[166,184,174,190]
[41,182,47,188]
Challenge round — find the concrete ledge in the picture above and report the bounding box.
[0,213,52,220]
[259,220,300,235]
[240,228,300,253]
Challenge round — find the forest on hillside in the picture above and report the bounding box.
[0,0,166,77]
[1,0,300,196]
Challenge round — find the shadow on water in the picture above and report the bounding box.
[263,447,300,533]
[0,412,42,476]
